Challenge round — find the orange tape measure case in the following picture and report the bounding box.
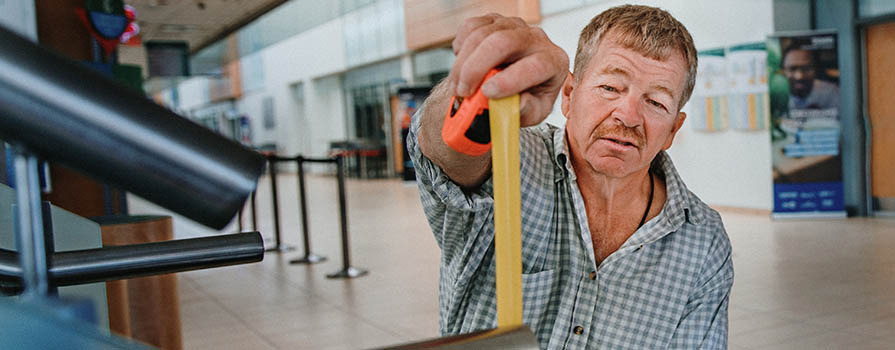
[442,69,500,156]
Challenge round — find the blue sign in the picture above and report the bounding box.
[768,30,845,218]
[88,11,127,39]
[773,182,844,214]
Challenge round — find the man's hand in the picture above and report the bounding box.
[448,13,569,126]
[417,14,568,189]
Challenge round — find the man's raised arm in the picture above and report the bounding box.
[416,14,569,189]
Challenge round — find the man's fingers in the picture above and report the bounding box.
[452,13,500,54]
[455,28,530,97]
[480,52,563,98]
[450,22,516,96]
[485,52,567,126]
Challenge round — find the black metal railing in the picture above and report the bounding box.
[0,24,266,298]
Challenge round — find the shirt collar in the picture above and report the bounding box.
[551,124,572,182]
[653,151,703,228]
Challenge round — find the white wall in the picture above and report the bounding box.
[256,17,348,159]
[237,89,275,147]
[540,0,775,210]
[0,0,36,40]
[177,76,211,111]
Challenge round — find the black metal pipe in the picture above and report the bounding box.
[336,156,351,270]
[0,26,265,230]
[41,202,57,296]
[268,157,283,250]
[0,232,263,287]
[269,155,336,164]
[237,205,244,232]
[251,190,258,231]
[297,157,312,255]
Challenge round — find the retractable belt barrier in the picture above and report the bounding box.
[238,154,368,279]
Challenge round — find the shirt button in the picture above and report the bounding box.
[588,271,596,280]
[573,325,584,335]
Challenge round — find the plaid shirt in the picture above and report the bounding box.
[408,113,733,349]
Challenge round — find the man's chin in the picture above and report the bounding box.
[581,155,637,178]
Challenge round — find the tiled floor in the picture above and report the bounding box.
[130,174,895,349]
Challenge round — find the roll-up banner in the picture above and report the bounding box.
[767,30,845,218]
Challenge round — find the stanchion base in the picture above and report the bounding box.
[289,254,327,264]
[326,267,368,279]
[264,244,297,253]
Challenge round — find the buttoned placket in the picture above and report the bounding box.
[562,265,599,349]
[558,170,600,349]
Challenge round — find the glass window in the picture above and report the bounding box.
[860,0,895,18]
[413,47,454,84]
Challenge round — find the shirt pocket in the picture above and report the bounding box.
[521,269,556,334]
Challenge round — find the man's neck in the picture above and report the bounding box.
[572,159,651,223]
[569,153,665,265]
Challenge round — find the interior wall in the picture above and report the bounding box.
[256,17,347,159]
[309,75,348,162]
[236,89,274,147]
[0,0,37,40]
[774,0,813,32]
[539,0,776,210]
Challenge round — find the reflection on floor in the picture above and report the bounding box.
[133,175,895,349]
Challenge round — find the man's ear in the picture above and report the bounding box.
[662,112,687,150]
[560,72,576,118]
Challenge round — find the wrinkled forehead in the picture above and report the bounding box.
[593,37,688,87]
[600,29,683,62]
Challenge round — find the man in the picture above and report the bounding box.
[409,5,732,349]
[782,46,839,110]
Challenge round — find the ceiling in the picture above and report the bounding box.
[126,0,287,53]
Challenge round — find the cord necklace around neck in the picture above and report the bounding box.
[638,170,654,228]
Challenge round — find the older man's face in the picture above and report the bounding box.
[561,33,688,179]
[782,49,816,98]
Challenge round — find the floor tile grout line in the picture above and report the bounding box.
[242,257,423,341]
[186,274,282,350]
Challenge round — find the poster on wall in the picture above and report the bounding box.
[767,30,845,218]
[690,48,728,132]
[727,43,770,130]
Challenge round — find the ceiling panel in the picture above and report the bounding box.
[127,0,287,53]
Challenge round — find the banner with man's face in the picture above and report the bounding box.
[768,31,845,217]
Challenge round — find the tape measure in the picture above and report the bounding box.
[442,69,500,156]
[442,68,523,327]
[490,94,522,327]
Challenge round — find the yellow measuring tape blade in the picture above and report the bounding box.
[489,95,522,327]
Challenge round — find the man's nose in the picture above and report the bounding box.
[612,94,643,127]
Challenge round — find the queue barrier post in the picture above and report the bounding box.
[325,155,368,279]
[265,155,295,253]
[289,155,327,265]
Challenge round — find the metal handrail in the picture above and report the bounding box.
[0,232,263,293]
[0,25,265,230]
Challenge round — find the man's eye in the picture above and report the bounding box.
[600,85,617,93]
[648,99,667,111]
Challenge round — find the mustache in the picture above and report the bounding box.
[591,124,645,148]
